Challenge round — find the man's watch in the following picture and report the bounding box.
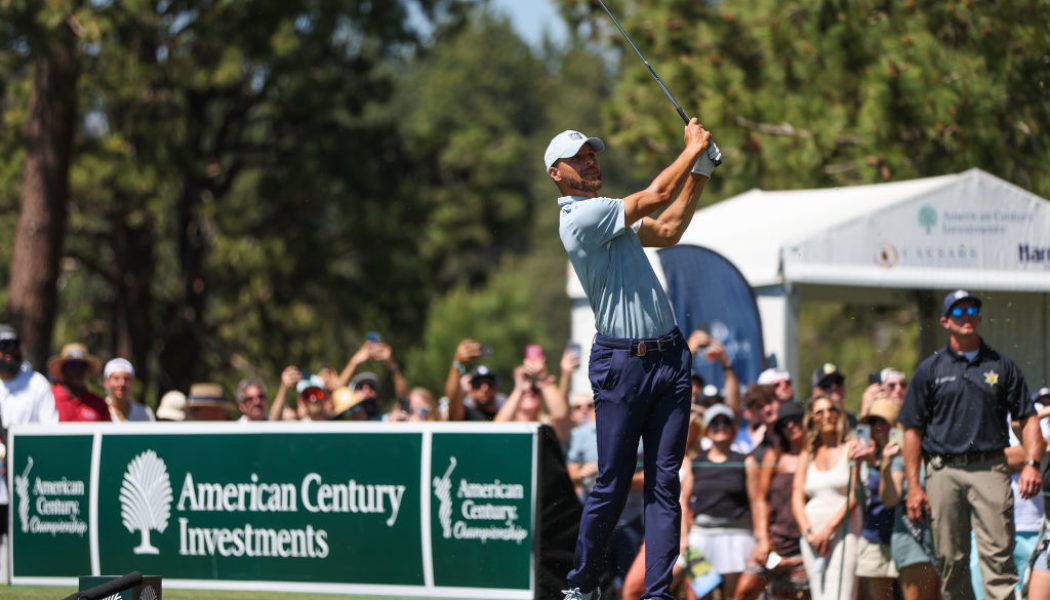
[1024,459,1040,468]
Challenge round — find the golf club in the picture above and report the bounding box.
[597,0,721,165]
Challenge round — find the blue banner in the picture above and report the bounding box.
[658,245,764,392]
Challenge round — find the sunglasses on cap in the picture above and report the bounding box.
[949,305,980,318]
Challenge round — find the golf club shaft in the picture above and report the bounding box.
[598,0,690,124]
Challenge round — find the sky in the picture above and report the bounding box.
[490,0,568,48]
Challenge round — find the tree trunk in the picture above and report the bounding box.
[8,22,80,371]
[109,195,155,394]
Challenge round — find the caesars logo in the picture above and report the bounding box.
[117,449,407,560]
[14,456,89,538]
[432,456,528,545]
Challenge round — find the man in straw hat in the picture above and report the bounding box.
[186,382,230,421]
[49,343,109,422]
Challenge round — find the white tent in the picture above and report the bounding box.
[567,168,1050,393]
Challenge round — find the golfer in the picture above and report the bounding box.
[546,119,720,600]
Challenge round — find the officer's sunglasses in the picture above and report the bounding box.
[949,305,980,318]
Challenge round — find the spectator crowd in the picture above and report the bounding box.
[2,289,1050,599]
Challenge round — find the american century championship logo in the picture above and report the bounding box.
[431,456,527,544]
[15,454,89,537]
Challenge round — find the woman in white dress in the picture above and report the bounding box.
[791,395,862,600]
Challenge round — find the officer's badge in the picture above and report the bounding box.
[984,370,999,386]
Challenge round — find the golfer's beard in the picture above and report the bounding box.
[571,173,601,194]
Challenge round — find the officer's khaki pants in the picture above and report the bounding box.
[925,457,1016,600]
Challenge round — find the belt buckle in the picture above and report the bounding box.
[636,341,647,356]
[929,455,944,470]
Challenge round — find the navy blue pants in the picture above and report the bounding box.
[567,328,692,600]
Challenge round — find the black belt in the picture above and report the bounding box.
[594,331,681,357]
[925,450,1003,468]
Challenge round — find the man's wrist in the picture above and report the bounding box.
[1024,459,1040,468]
[451,361,467,375]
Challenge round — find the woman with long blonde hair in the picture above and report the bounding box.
[792,395,862,600]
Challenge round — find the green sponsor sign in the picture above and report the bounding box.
[8,423,540,599]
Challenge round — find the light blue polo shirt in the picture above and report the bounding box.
[558,195,677,339]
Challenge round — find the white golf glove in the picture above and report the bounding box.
[691,140,722,177]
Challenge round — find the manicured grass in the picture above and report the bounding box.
[1,587,461,600]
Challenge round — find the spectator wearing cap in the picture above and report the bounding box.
[294,375,330,421]
[681,403,756,598]
[349,372,384,420]
[333,336,409,403]
[186,382,230,421]
[103,358,154,422]
[0,324,58,553]
[49,343,110,422]
[899,290,1040,600]
[445,338,504,421]
[0,324,58,427]
[329,386,366,421]
[155,390,188,421]
[235,378,269,422]
[1032,386,1050,424]
[855,398,900,600]
[494,351,572,447]
[758,367,794,403]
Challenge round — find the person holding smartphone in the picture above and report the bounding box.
[855,398,900,600]
[494,346,573,447]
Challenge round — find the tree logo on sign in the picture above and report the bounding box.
[918,205,938,234]
[119,449,173,555]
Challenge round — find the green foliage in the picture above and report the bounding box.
[799,302,919,412]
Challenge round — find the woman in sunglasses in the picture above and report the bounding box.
[675,403,758,599]
[792,395,862,599]
[733,401,810,599]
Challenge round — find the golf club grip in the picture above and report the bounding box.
[64,571,143,600]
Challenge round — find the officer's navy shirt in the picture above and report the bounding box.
[898,340,1033,456]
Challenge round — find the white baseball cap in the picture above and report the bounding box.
[544,130,605,171]
[757,368,790,386]
[103,357,135,379]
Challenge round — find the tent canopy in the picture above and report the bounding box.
[680,168,1050,292]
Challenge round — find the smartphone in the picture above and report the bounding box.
[479,344,494,357]
[567,342,582,359]
[765,550,783,570]
[366,331,382,343]
[868,372,881,385]
[889,426,904,446]
[855,423,871,445]
[525,344,544,361]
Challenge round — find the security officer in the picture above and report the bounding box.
[899,290,1041,600]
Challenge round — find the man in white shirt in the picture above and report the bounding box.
[0,324,58,581]
[103,358,155,422]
